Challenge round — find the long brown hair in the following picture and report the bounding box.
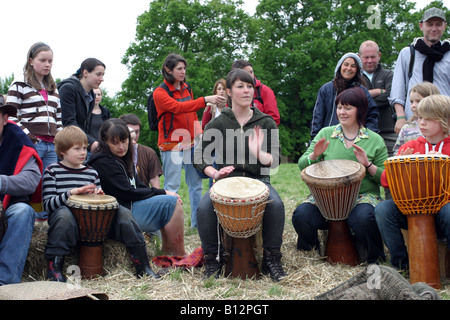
[24,42,57,94]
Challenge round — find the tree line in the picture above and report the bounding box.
[2,0,449,162]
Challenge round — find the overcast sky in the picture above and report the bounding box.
[0,0,444,96]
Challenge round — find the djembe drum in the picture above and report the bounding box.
[384,154,450,289]
[301,159,366,266]
[67,194,118,279]
[0,201,7,244]
[210,177,270,279]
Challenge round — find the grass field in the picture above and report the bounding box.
[24,163,450,301]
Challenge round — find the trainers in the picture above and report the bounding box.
[47,256,66,282]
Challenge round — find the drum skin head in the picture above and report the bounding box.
[301,159,365,189]
[68,194,117,205]
[211,177,267,199]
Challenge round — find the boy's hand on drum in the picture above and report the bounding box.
[71,184,98,195]
[94,187,104,195]
[398,147,417,155]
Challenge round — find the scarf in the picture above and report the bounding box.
[414,38,450,83]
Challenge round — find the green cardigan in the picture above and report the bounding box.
[298,125,388,197]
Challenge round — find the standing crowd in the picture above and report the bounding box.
[0,7,449,289]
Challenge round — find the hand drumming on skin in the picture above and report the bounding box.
[70,183,104,196]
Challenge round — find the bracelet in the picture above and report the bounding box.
[308,155,317,166]
[397,116,406,120]
[365,162,373,169]
[380,89,384,94]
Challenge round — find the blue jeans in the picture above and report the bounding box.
[131,195,177,233]
[292,202,386,264]
[161,150,203,228]
[0,203,35,284]
[34,140,58,220]
[34,140,58,172]
[375,199,450,270]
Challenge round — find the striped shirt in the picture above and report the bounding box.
[42,162,101,214]
[392,120,422,155]
[6,80,62,140]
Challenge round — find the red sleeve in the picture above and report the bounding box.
[380,170,389,188]
[153,87,206,116]
[201,106,212,130]
[260,85,280,125]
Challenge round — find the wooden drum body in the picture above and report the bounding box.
[301,159,365,266]
[210,177,270,279]
[67,194,118,279]
[384,154,450,289]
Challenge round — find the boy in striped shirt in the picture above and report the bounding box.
[43,126,159,281]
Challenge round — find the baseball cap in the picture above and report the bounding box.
[0,96,17,117]
[421,7,446,22]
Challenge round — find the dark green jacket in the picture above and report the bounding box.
[194,107,280,183]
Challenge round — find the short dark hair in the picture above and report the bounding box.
[119,113,141,129]
[231,59,252,70]
[225,68,255,107]
[335,87,368,128]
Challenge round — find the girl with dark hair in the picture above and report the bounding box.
[310,53,379,139]
[58,58,109,155]
[87,118,187,257]
[293,86,388,264]
[194,68,286,281]
[153,53,225,229]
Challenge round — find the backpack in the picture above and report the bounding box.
[253,84,264,106]
[147,82,191,138]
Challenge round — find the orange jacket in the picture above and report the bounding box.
[153,80,205,151]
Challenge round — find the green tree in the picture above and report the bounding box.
[246,0,428,161]
[0,74,14,95]
[119,0,252,149]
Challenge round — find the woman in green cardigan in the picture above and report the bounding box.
[293,87,388,264]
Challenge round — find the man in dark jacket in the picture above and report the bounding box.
[359,40,395,156]
[0,98,42,285]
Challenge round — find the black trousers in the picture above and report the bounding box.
[197,183,285,256]
[45,205,145,258]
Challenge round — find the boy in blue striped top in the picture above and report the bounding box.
[43,126,159,282]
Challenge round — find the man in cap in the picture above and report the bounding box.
[0,96,43,285]
[389,7,450,134]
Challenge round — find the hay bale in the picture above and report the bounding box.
[23,221,157,281]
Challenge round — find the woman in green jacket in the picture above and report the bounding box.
[293,86,388,264]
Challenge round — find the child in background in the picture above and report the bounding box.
[392,82,440,155]
[43,126,159,282]
[375,95,450,271]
